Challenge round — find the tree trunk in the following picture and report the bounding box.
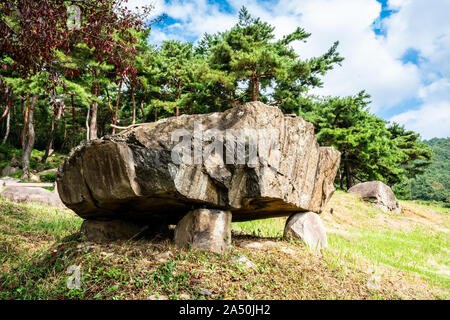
[1,107,10,145]
[131,87,136,125]
[176,82,181,116]
[42,100,64,163]
[345,161,353,190]
[21,92,30,148]
[86,107,90,141]
[255,76,260,101]
[89,82,99,140]
[71,94,76,149]
[112,80,123,135]
[21,94,37,180]
[154,107,158,122]
[140,101,145,123]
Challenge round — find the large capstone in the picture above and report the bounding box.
[57,102,340,223]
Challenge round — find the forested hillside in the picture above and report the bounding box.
[409,138,450,204]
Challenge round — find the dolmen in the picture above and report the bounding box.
[57,102,341,253]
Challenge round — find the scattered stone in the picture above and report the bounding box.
[80,219,143,242]
[239,241,264,250]
[239,240,278,250]
[9,156,21,168]
[232,255,257,269]
[283,212,328,253]
[38,168,58,175]
[1,165,19,177]
[57,101,340,223]
[348,181,401,214]
[174,209,232,254]
[179,293,191,300]
[280,247,296,255]
[153,251,173,263]
[198,288,212,296]
[148,294,169,300]
[28,173,41,182]
[0,186,64,208]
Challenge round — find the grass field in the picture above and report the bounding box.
[0,191,448,300]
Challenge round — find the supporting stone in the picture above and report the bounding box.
[283,212,327,253]
[80,219,144,242]
[174,209,232,254]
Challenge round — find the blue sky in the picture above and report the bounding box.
[130,0,450,139]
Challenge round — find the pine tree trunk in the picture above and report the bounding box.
[89,83,99,140]
[42,100,64,163]
[21,94,37,179]
[1,107,10,145]
[21,92,30,148]
[140,101,145,123]
[112,81,123,135]
[176,82,181,116]
[71,94,76,149]
[86,107,90,141]
[131,87,136,125]
[255,77,260,101]
[345,161,353,190]
[154,107,157,122]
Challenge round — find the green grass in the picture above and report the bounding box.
[232,218,286,238]
[328,227,449,289]
[0,193,448,300]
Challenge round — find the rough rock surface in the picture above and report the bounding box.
[57,101,340,223]
[348,181,401,213]
[80,219,143,242]
[0,186,65,208]
[283,211,328,252]
[174,209,231,254]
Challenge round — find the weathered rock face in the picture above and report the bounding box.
[0,186,65,208]
[174,209,232,254]
[348,181,401,214]
[283,212,327,252]
[57,102,340,223]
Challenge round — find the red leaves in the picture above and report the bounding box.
[1,0,151,80]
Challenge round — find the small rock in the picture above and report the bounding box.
[38,168,58,175]
[283,211,328,253]
[239,241,264,249]
[1,165,19,177]
[174,209,232,254]
[28,173,41,182]
[179,293,191,300]
[280,247,296,255]
[232,255,257,269]
[0,186,64,207]
[198,288,212,296]
[154,251,173,263]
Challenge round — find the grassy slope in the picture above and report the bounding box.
[0,192,448,300]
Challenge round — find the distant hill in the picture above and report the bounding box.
[410,137,450,203]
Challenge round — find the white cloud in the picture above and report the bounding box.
[390,79,450,139]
